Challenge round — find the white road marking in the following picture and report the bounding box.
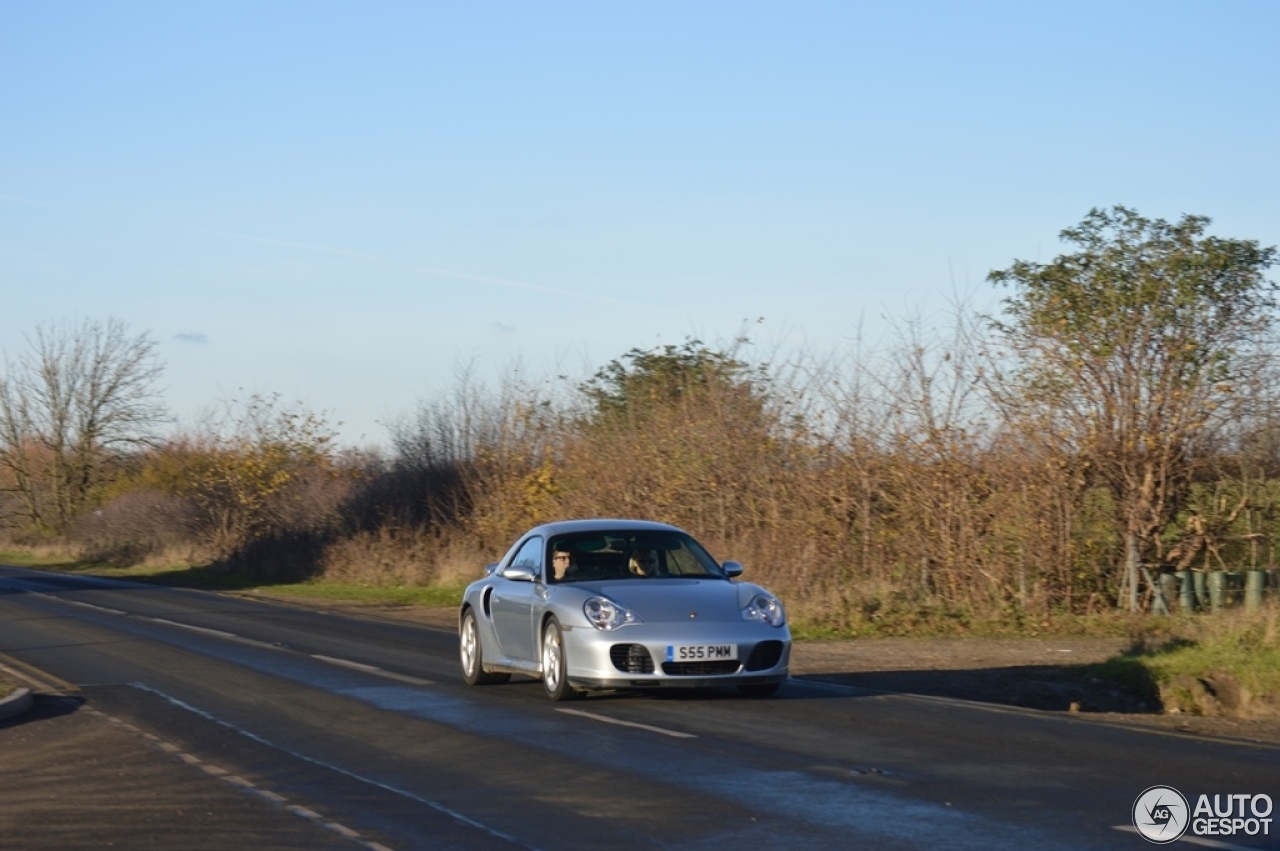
[326,821,361,838]
[312,655,435,686]
[92,703,393,851]
[30,595,279,650]
[28,589,438,687]
[789,678,881,697]
[28,593,254,645]
[148,618,238,639]
[144,619,285,651]
[313,654,382,673]
[128,683,537,850]
[1113,824,1263,850]
[555,707,697,739]
[32,594,127,615]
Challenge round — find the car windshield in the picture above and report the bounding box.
[548,530,724,583]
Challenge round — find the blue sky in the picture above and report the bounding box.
[3,1,1277,447]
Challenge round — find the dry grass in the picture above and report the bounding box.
[318,527,491,587]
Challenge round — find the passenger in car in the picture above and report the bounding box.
[628,549,660,576]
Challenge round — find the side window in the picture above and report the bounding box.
[503,537,544,579]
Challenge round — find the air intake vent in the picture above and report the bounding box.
[745,640,784,671]
[610,643,654,674]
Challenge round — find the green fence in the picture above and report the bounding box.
[1161,569,1279,613]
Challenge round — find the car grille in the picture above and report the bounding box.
[745,640,785,671]
[610,643,655,674]
[661,660,742,676]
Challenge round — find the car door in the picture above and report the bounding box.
[491,536,544,663]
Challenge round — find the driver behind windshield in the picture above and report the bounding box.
[551,543,576,581]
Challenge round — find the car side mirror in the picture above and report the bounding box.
[722,560,744,578]
[502,564,538,582]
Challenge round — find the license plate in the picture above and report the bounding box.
[666,643,738,662]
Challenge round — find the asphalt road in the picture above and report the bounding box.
[2,565,1278,850]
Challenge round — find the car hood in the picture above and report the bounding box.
[569,579,755,623]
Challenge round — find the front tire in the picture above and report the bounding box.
[460,609,509,686]
[541,618,582,701]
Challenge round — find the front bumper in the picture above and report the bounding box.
[561,620,791,691]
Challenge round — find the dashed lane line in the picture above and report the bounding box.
[310,655,434,686]
[1112,824,1264,850]
[28,591,435,686]
[97,705,396,851]
[555,707,697,739]
[130,682,537,850]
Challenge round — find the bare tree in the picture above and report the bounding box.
[0,317,167,533]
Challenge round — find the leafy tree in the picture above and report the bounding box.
[135,393,342,554]
[0,318,167,533]
[989,206,1277,610]
[564,339,783,534]
[582,339,764,421]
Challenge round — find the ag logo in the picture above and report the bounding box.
[1133,785,1189,844]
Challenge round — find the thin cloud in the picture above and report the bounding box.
[2,208,656,310]
[174,332,210,344]
[197,228,386,264]
[200,227,653,309]
[0,193,66,209]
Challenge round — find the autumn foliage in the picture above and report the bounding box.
[3,209,1279,629]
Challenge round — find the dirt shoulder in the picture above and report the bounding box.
[236,593,1280,746]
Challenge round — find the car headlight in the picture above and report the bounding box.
[583,597,643,631]
[741,593,785,627]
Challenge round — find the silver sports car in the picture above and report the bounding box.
[458,519,791,700]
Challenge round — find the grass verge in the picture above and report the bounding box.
[231,581,467,608]
[1097,608,1280,718]
[0,550,97,569]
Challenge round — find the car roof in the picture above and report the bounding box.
[523,518,688,538]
